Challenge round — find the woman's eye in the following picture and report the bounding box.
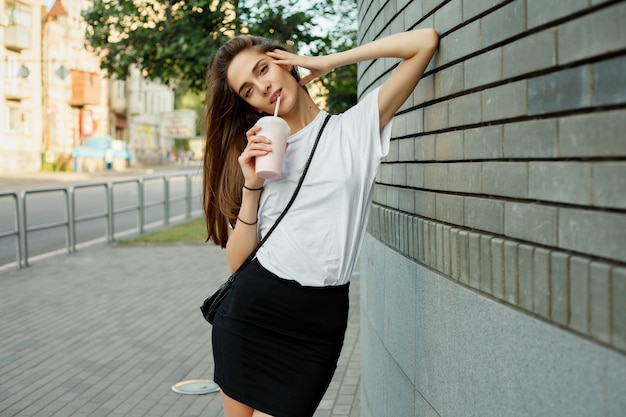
[260,65,268,74]
[244,87,253,98]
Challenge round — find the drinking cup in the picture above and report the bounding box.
[254,116,290,180]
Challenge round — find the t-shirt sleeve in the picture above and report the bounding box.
[339,86,392,161]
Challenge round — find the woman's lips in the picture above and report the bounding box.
[270,89,282,104]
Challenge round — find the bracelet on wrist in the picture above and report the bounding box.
[237,216,258,226]
[243,184,263,191]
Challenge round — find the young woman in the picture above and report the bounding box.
[202,28,438,417]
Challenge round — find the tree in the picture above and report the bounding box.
[83,0,230,93]
[234,0,322,47]
[83,0,357,110]
[305,0,358,113]
[85,0,323,91]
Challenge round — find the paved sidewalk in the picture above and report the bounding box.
[0,244,360,417]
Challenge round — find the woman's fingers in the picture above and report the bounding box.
[266,49,299,63]
[266,50,316,71]
[240,127,271,160]
[238,127,273,184]
[266,50,333,86]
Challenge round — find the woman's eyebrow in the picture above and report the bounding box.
[237,58,265,96]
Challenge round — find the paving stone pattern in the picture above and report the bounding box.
[0,244,361,417]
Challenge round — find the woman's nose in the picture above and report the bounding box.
[260,82,271,96]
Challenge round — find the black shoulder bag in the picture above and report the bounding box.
[200,114,331,324]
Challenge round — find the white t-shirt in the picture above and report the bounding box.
[255,87,391,286]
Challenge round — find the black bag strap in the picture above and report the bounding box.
[234,113,331,274]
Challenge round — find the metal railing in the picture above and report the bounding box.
[0,192,22,267]
[0,171,202,269]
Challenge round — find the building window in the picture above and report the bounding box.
[114,80,126,99]
[6,103,20,133]
[5,1,32,27]
[5,56,19,79]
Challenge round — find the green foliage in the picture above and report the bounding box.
[174,88,204,130]
[82,0,358,109]
[300,0,359,113]
[172,138,190,151]
[83,0,229,93]
[323,62,357,114]
[313,24,358,114]
[235,0,321,47]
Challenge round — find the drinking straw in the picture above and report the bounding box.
[274,94,281,117]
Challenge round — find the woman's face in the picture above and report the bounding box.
[226,48,295,115]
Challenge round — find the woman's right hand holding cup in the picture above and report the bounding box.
[239,125,270,188]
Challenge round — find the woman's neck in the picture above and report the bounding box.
[283,93,321,134]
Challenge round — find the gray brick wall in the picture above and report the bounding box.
[358,0,626,415]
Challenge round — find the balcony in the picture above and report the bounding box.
[4,77,32,99]
[4,25,31,50]
[127,91,144,115]
[110,96,127,114]
[70,70,101,106]
[110,79,127,113]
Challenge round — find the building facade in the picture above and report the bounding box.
[111,65,175,166]
[357,1,626,416]
[41,0,109,171]
[0,0,176,175]
[0,0,42,174]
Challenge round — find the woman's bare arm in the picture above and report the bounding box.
[224,125,269,272]
[267,28,439,127]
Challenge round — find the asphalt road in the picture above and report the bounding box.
[0,164,203,268]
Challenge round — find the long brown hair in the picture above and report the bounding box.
[202,36,301,247]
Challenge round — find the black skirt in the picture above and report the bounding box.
[212,258,350,417]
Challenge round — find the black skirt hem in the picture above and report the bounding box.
[211,258,349,417]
